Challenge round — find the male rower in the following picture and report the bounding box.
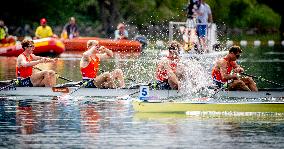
[80,40,125,88]
[211,45,258,91]
[16,39,57,87]
[155,41,184,90]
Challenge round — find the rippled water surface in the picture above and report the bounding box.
[1,46,284,148]
[1,97,284,148]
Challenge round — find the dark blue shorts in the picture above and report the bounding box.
[82,79,97,88]
[18,77,33,87]
[197,25,207,37]
[156,80,172,90]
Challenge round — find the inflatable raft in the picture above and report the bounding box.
[62,37,142,52]
[0,38,65,57]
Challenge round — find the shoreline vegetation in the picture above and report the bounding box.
[1,0,283,41]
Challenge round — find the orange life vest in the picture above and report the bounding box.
[156,57,177,82]
[16,53,33,78]
[212,57,235,83]
[80,55,100,79]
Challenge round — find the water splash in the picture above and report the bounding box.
[179,58,213,99]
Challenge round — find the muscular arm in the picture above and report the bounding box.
[218,60,238,80]
[17,55,44,67]
[80,46,98,68]
[231,61,244,73]
[97,46,113,60]
[31,54,57,63]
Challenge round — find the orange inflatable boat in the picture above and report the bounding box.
[0,38,65,57]
[62,37,142,52]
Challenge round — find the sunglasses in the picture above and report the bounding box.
[235,53,240,59]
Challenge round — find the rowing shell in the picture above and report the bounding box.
[0,86,283,99]
[0,87,137,97]
[132,100,284,113]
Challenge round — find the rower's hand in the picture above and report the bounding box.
[40,57,47,63]
[51,58,58,63]
[99,46,106,52]
[234,67,244,73]
[232,73,240,80]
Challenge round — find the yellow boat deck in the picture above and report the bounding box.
[132,101,284,113]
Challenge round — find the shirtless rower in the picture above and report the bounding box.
[80,40,125,88]
[155,41,184,90]
[16,39,57,87]
[212,45,258,91]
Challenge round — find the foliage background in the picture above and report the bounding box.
[0,0,283,40]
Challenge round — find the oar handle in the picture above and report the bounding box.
[0,81,17,91]
[34,67,73,82]
[69,79,94,95]
[241,72,284,87]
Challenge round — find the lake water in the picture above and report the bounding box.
[0,46,284,148]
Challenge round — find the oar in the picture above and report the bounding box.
[68,79,94,95]
[0,80,18,91]
[116,82,152,99]
[34,67,73,82]
[241,72,284,87]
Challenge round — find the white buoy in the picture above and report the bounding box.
[254,40,261,47]
[156,40,164,48]
[226,40,233,47]
[268,40,275,47]
[240,40,247,47]
[281,40,284,47]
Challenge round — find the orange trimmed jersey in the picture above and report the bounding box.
[16,53,33,78]
[156,57,177,82]
[80,55,100,79]
[212,58,235,83]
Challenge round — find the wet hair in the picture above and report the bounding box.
[229,45,242,54]
[87,40,99,49]
[168,41,181,51]
[21,39,34,49]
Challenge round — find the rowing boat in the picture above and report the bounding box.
[132,100,284,113]
[133,111,284,121]
[0,85,283,98]
[0,86,137,97]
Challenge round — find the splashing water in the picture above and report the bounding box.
[179,58,215,99]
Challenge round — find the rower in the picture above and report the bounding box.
[16,39,57,87]
[211,45,258,91]
[80,40,125,88]
[155,41,184,90]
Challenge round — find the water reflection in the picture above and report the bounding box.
[17,99,36,135]
[1,97,284,148]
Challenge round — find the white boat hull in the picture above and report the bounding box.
[0,87,283,99]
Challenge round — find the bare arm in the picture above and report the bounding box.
[97,46,113,60]
[31,54,57,63]
[218,60,238,80]
[231,61,244,73]
[17,55,44,67]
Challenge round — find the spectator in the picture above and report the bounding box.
[185,0,200,29]
[196,0,213,51]
[114,23,128,40]
[34,18,57,39]
[0,20,16,45]
[61,17,79,39]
